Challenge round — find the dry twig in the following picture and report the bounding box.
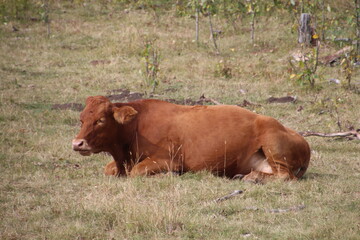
[214,190,243,203]
[199,94,222,105]
[320,46,352,65]
[299,129,360,140]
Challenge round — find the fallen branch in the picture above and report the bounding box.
[214,190,243,203]
[333,38,353,42]
[199,94,222,105]
[320,46,352,65]
[299,129,360,140]
[205,98,222,105]
[238,99,261,108]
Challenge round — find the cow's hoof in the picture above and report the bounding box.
[232,174,245,180]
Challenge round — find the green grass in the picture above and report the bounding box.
[1,1,359,239]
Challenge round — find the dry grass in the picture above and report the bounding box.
[0,1,359,239]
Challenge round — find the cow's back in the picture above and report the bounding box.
[132,101,260,176]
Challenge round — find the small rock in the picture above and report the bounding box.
[239,89,246,95]
[329,78,341,84]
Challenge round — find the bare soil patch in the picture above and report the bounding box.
[51,90,300,111]
[51,103,84,111]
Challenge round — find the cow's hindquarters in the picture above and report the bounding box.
[240,117,311,183]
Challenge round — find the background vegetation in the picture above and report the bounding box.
[0,0,359,239]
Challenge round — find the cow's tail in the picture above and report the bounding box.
[295,140,311,179]
[295,160,310,179]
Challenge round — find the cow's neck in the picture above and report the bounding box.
[108,143,123,160]
[108,123,138,171]
[105,114,139,173]
[108,143,128,175]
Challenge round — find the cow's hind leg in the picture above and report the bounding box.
[129,157,180,177]
[241,170,293,184]
[261,146,298,181]
[241,171,274,184]
[238,147,295,184]
[252,116,310,182]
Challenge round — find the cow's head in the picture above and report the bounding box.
[72,96,138,156]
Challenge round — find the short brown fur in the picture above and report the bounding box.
[72,96,311,183]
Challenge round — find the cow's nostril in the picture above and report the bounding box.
[72,139,86,150]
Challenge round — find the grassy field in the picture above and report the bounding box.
[1,1,359,239]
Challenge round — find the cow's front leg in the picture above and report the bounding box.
[104,160,118,176]
[104,160,129,176]
[130,157,179,177]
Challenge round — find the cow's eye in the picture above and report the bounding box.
[96,118,105,125]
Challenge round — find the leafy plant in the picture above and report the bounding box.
[214,59,232,79]
[289,43,321,88]
[187,0,220,52]
[340,47,357,88]
[39,0,50,38]
[141,40,161,93]
[245,0,259,44]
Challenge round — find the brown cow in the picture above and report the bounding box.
[72,96,310,183]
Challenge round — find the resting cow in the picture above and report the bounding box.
[72,96,310,183]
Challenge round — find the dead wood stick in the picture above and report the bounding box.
[214,190,243,203]
[199,94,222,105]
[320,46,352,65]
[204,98,222,105]
[299,129,360,140]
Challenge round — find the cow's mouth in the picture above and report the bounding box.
[74,148,102,156]
[78,150,92,156]
[72,139,94,156]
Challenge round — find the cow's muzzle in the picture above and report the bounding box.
[72,139,92,156]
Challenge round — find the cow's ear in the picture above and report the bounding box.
[85,96,95,105]
[113,106,138,124]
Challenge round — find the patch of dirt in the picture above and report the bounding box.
[267,96,297,103]
[51,103,84,111]
[164,98,204,106]
[106,88,130,94]
[90,60,111,66]
[107,89,206,105]
[106,88,144,102]
[51,91,299,113]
